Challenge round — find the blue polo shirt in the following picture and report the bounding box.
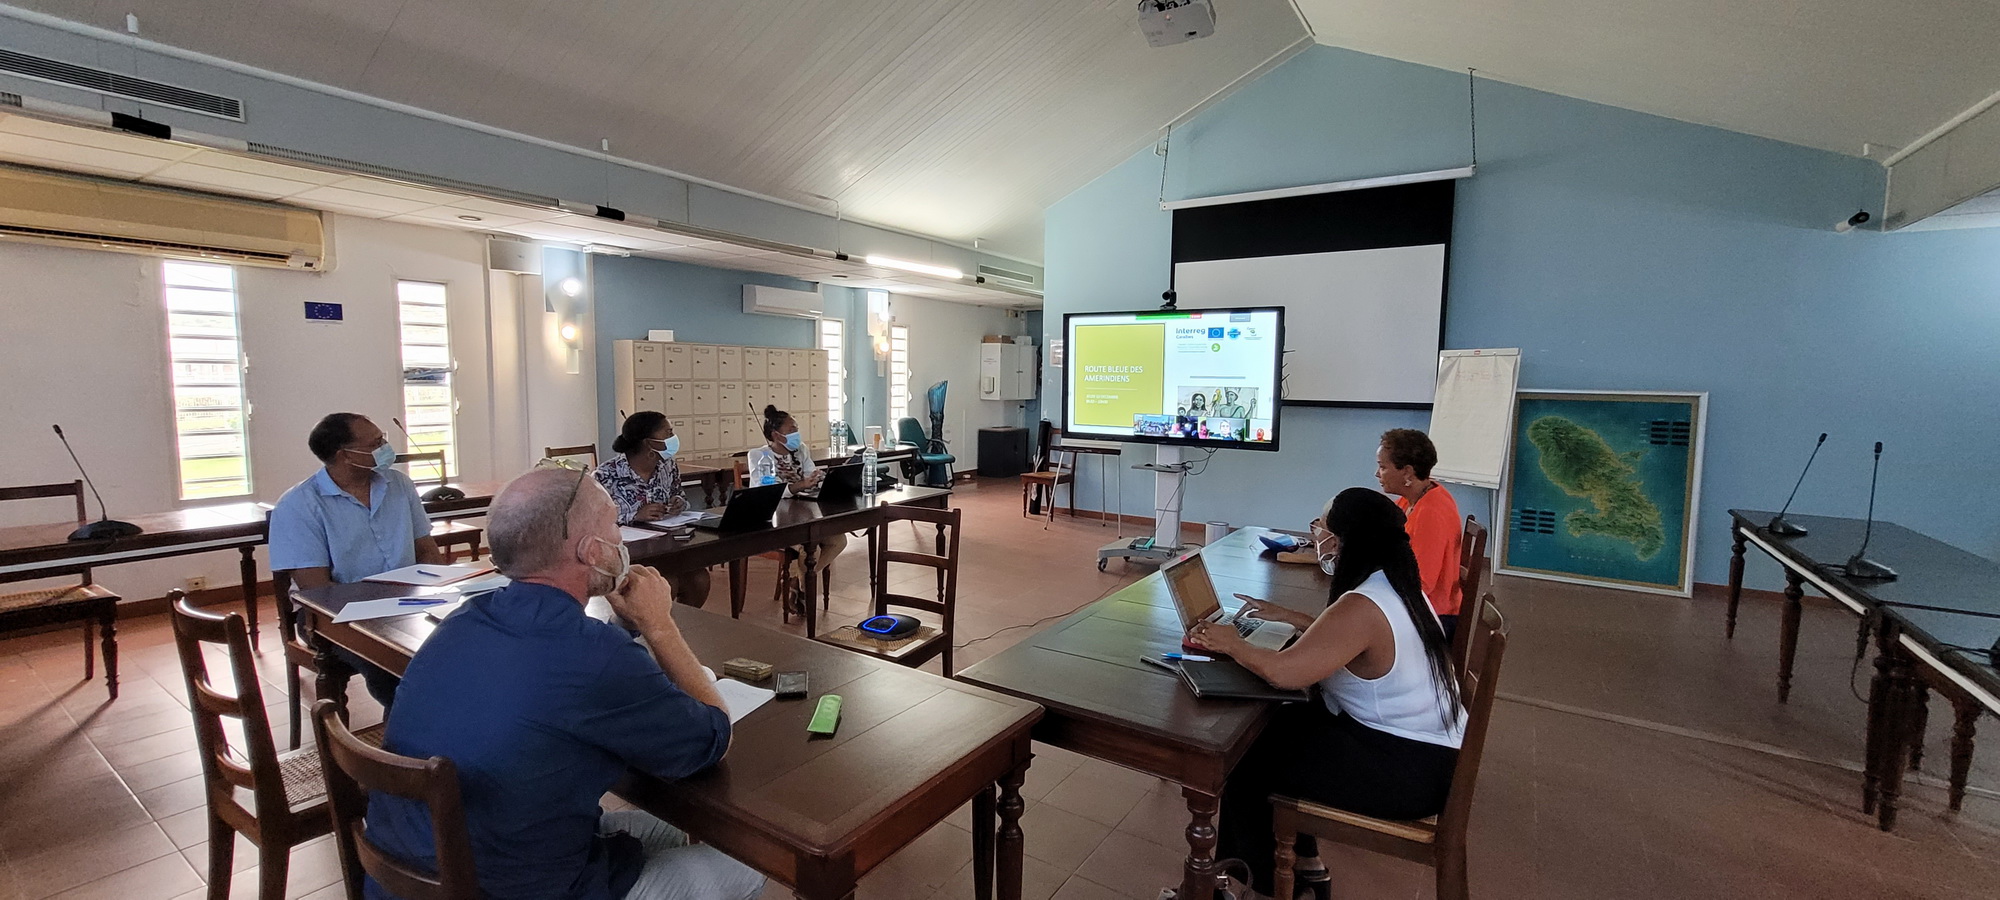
[269,468,433,582]
[364,582,731,900]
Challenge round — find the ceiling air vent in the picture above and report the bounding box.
[0,48,243,120]
[977,263,1037,287]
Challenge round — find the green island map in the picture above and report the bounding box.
[1525,416,1666,559]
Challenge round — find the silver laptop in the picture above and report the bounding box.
[1163,552,1296,651]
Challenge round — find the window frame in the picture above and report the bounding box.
[162,260,252,502]
[818,317,846,425]
[396,280,456,482]
[889,323,911,423]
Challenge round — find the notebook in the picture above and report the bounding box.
[1177,658,1311,702]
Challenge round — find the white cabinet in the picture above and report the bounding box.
[979,342,1037,401]
[611,340,831,461]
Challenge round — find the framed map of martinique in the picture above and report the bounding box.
[1498,390,1708,596]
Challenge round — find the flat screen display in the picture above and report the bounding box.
[1062,307,1283,451]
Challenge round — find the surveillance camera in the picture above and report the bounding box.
[1834,210,1871,233]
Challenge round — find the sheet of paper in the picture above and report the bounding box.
[334,597,453,623]
[452,573,511,596]
[714,678,775,724]
[655,510,704,527]
[422,598,467,622]
[619,526,661,543]
[362,563,496,586]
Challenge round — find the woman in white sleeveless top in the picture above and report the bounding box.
[1186,488,1466,898]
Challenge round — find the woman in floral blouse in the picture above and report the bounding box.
[593,411,711,607]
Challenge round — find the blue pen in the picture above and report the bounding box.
[1163,653,1211,662]
[398,598,448,606]
[416,569,443,577]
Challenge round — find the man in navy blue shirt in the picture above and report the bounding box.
[364,466,764,900]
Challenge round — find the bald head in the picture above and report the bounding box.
[487,467,614,577]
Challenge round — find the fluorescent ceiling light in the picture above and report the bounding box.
[864,255,963,280]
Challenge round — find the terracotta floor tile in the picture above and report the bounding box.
[9,821,178,899]
[0,481,1996,900]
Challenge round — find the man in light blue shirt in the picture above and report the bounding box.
[270,412,443,707]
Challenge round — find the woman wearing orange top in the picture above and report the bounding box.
[1376,428,1465,637]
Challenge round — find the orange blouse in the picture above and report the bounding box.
[1397,484,1464,617]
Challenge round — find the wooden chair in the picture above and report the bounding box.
[0,481,119,699]
[170,592,381,900]
[1451,516,1489,670]
[395,452,483,563]
[731,458,828,622]
[266,541,321,751]
[313,700,480,900]
[543,443,599,470]
[1019,431,1076,526]
[816,506,962,674]
[1272,597,1508,900]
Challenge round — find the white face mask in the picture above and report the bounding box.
[587,536,630,594]
[1311,526,1338,576]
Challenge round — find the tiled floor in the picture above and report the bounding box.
[2,478,1996,899]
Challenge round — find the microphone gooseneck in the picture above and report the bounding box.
[52,424,143,541]
[1767,432,1827,537]
[1843,440,1897,580]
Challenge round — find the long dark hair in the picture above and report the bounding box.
[612,411,667,455]
[1323,488,1462,722]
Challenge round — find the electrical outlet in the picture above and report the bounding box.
[184,576,209,593]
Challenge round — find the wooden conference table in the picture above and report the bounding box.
[0,481,501,647]
[295,569,1039,900]
[957,527,1330,900]
[1724,508,2000,830]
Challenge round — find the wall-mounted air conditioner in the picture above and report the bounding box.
[0,164,327,270]
[743,284,822,318]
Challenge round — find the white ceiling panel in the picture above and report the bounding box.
[1295,0,2000,158]
[141,161,323,199]
[16,0,1313,261]
[0,132,185,177]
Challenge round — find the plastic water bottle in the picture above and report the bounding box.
[752,452,778,487]
[861,443,878,500]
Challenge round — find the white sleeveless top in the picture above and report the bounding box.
[1317,570,1467,748]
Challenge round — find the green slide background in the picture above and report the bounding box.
[1072,323,1166,428]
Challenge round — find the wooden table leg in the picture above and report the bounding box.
[867,525,880,602]
[312,632,356,724]
[1862,614,1889,815]
[1725,527,1747,639]
[238,546,260,649]
[1776,569,1805,702]
[972,784,997,900]
[802,543,819,638]
[728,559,748,619]
[998,760,1028,900]
[1180,787,1220,900]
[1949,698,1978,812]
[98,606,118,700]
[1875,622,1918,831]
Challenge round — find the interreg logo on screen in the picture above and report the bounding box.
[1082,365,1145,383]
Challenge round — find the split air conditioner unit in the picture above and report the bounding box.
[0,163,328,269]
[743,284,823,318]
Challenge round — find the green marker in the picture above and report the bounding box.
[806,694,842,735]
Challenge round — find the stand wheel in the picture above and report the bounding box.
[1098,558,1108,572]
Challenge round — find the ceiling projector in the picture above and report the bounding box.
[1138,0,1216,48]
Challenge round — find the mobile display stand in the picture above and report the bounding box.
[1097,446,1190,570]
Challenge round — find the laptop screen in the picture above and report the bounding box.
[1163,552,1223,629]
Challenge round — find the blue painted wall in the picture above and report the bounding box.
[590,255,864,450]
[1044,45,2000,590]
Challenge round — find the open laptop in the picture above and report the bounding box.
[691,482,786,533]
[1163,552,1297,651]
[798,462,866,505]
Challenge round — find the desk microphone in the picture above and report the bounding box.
[1767,432,1826,536]
[52,425,142,541]
[1843,441,1896,580]
[390,417,465,503]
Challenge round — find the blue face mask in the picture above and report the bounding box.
[348,443,397,471]
[653,435,680,458]
[784,431,803,452]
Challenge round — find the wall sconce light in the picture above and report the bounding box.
[560,319,582,375]
[559,277,584,297]
[866,290,893,374]
[1834,210,1871,233]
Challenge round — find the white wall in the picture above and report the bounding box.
[0,215,506,602]
[892,298,1031,472]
